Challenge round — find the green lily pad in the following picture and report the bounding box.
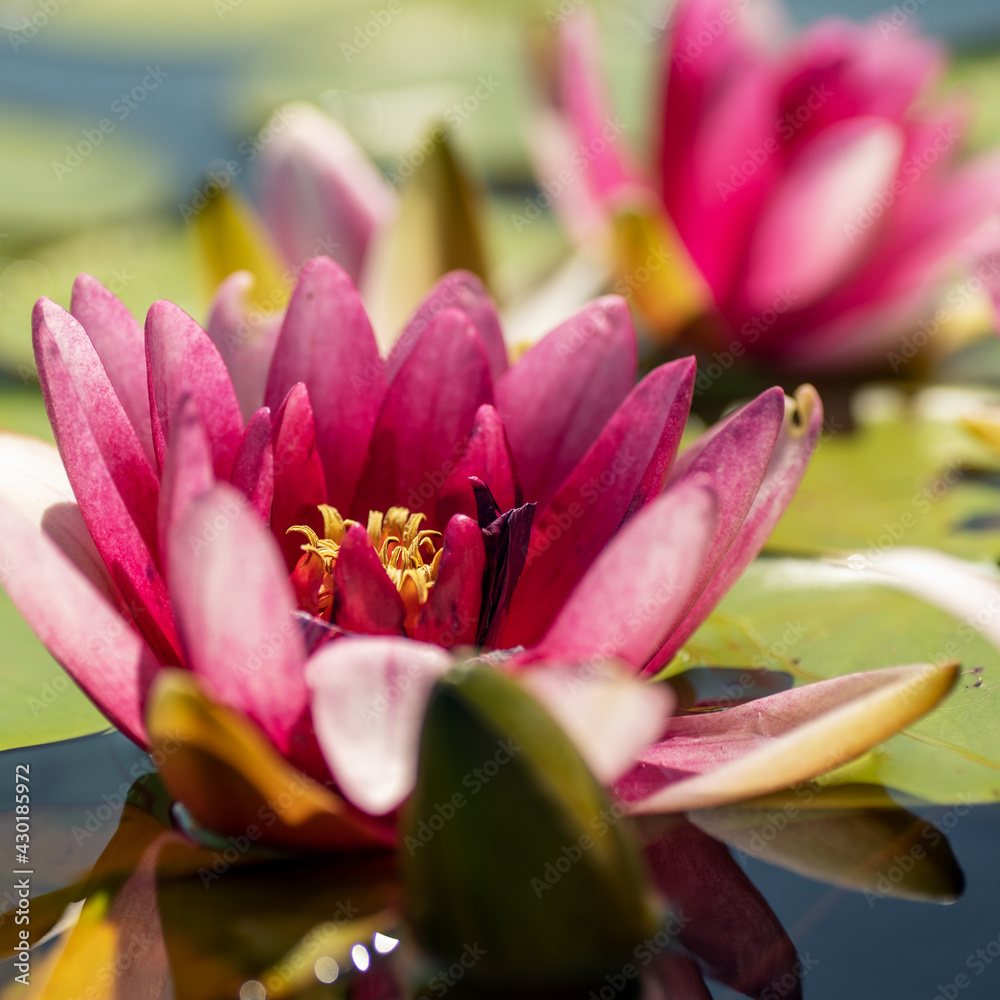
[674,557,1000,806]
[769,401,1000,561]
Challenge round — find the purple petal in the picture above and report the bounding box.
[495,296,636,509]
[306,637,453,814]
[264,256,386,510]
[167,484,309,756]
[145,299,244,481]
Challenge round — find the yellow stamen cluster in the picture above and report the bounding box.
[288,505,443,625]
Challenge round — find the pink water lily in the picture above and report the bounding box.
[537,0,1000,372]
[0,256,954,848]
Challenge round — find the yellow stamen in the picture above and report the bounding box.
[287,505,443,628]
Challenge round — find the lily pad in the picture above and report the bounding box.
[675,557,1000,806]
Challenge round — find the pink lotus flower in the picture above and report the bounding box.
[537,1,1000,372]
[0,257,955,849]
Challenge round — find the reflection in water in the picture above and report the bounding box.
[0,732,977,998]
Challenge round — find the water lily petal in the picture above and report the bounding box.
[638,814,802,1000]
[145,299,244,481]
[332,524,406,636]
[0,432,115,603]
[70,273,155,467]
[34,297,159,556]
[521,666,674,783]
[306,637,453,815]
[157,397,214,568]
[412,514,485,648]
[436,404,520,525]
[229,406,274,523]
[167,484,308,756]
[655,385,823,668]
[387,270,507,385]
[264,256,386,509]
[206,270,284,421]
[258,102,396,284]
[521,482,716,670]
[623,662,958,814]
[496,296,636,509]
[0,496,156,747]
[643,386,786,675]
[271,381,328,567]
[353,308,492,522]
[146,669,394,849]
[33,300,179,663]
[501,358,694,647]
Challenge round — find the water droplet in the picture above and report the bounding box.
[373,932,399,954]
[314,956,339,983]
[351,943,371,972]
[239,981,266,1000]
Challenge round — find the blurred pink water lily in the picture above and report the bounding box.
[537,0,1000,372]
[0,257,955,848]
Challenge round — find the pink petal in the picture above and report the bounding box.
[305,637,453,814]
[642,386,786,676]
[0,433,116,605]
[520,482,716,671]
[230,406,274,523]
[167,484,309,755]
[0,496,156,746]
[271,382,328,567]
[558,8,634,201]
[34,298,159,557]
[157,397,215,568]
[501,358,694,648]
[495,296,636,509]
[145,300,244,481]
[258,102,396,284]
[206,270,284,421]
[33,300,179,664]
[331,524,406,636]
[655,385,823,668]
[352,308,492,522]
[412,514,485,648]
[436,404,520,525]
[387,270,507,385]
[264,256,386,510]
[521,666,674,783]
[741,116,905,314]
[70,273,156,467]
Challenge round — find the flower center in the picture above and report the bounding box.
[288,505,443,629]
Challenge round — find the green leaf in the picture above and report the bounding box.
[675,558,1000,805]
[402,663,657,987]
[769,406,1000,561]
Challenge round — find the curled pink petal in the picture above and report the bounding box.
[332,525,406,636]
[230,406,274,523]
